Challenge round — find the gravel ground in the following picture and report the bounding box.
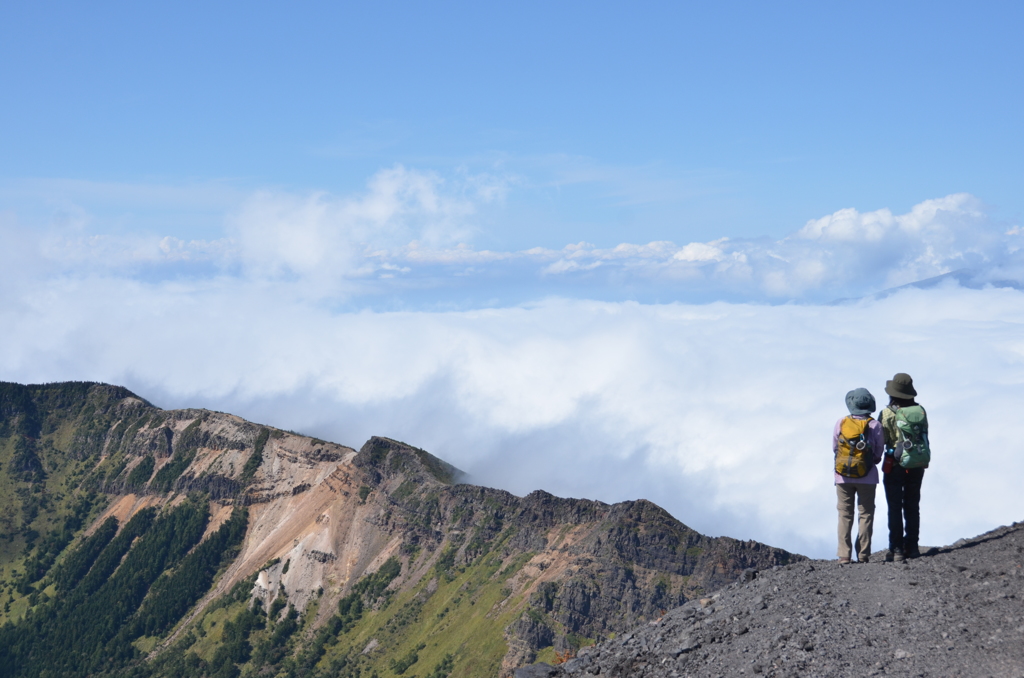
[516,521,1024,678]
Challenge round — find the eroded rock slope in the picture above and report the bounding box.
[518,522,1024,678]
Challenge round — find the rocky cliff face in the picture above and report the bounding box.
[0,382,802,678]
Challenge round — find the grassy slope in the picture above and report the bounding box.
[172,545,543,678]
[334,552,523,677]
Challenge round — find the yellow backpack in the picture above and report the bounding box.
[835,416,873,478]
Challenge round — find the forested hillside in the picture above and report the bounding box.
[0,382,801,678]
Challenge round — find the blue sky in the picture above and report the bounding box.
[3,2,1022,252]
[2,2,1024,557]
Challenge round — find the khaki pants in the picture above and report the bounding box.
[836,483,876,561]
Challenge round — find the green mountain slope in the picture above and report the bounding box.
[0,382,802,678]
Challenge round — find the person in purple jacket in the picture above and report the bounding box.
[833,388,885,564]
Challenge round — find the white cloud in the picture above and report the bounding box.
[796,206,897,242]
[542,258,603,275]
[673,240,727,262]
[156,236,234,262]
[517,193,1016,299]
[227,165,486,285]
[2,277,1023,559]
[5,171,1019,304]
[399,244,515,265]
[351,191,1019,301]
[783,193,999,291]
[0,166,507,288]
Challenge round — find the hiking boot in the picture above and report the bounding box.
[906,546,921,559]
[859,556,869,564]
[838,557,852,564]
[889,548,906,563]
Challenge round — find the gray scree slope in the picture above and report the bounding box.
[518,521,1024,678]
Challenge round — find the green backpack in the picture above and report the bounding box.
[893,405,930,469]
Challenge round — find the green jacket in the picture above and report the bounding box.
[880,406,900,452]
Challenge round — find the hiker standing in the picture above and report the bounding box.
[881,372,930,562]
[833,388,884,564]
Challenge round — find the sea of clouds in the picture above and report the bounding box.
[2,168,1023,559]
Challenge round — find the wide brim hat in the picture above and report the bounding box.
[845,388,876,416]
[885,372,917,399]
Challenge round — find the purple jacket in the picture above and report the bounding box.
[833,415,884,484]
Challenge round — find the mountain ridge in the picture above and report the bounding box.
[516,520,1024,678]
[0,380,801,677]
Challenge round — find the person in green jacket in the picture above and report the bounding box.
[880,372,928,562]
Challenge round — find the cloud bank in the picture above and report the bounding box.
[2,277,1022,558]
[3,170,1024,559]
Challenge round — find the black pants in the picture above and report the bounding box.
[883,467,925,551]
